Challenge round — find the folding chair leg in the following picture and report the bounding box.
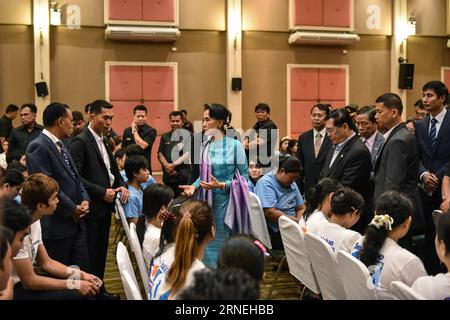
[267,256,286,299]
[299,286,307,300]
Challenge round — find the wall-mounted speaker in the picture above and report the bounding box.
[398,63,414,90]
[35,81,49,97]
[231,77,242,91]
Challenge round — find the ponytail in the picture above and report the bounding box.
[136,215,146,248]
[359,191,413,267]
[166,200,214,295]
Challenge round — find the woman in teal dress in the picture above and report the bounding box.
[180,104,248,268]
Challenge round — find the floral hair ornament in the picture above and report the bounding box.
[369,214,394,231]
[159,206,176,221]
[254,240,270,257]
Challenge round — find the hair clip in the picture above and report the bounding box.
[369,214,394,231]
[254,240,270,257]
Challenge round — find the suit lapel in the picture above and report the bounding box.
[432,110,450,156]
[317,134,331,159]
[42,134,77,181]
[374,123,405,169]
[328,135,356,173]
[85,128,109,175]
[371,132,384,165]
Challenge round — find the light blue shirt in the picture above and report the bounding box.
[120,170,156,190]
[123,185,143,219]
[329,133,356,167]
[255,172,304,232]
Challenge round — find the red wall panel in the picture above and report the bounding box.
[110,101,136,136]
[142,0,176,22]
[151,136,162,172]
[323,0,351,27]
[146,101,174,134]
[290,101,316,137]
[143,66,174,101]
[109,0,142,21]
[109,66,142,101]
[444,70,450,90]
[294,0,323,26]
[318,68,346,100]
[291,68,319,100]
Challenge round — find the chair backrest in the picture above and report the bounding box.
[121,269,143,300]
[304,232,346,300]
[116,198,132,249]
[336,250,377,300]
[278,215,320,294]
[391,281,426,300]
[248,192,272,249]
[116,242,140,299]
[129,222,150,295]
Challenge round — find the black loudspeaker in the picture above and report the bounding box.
[398,63,414,89]
[231,77,242,91]
[35,81,49,97]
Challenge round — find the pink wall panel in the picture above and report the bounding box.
[444,70,450,90]
[146,101,174,134]
[109,0,142,21]
[142,0,176,22]
[318,68,346,100]
[323,0,351,27]
[291,68,319,100]
[320,100,346,110]
[290,101,316,135]
[143,66,174,101]
[294,0,323,26]
[110,100,136,136]
[109,66,142,101]
[151,136,162,173]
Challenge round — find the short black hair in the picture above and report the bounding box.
[254,103,270,113]
[414,99,424,109]
[0,225,13,270]
[124,155,148,181]
[1,200,32,237]
[20,103,37,114]
[169,111,183,119]
[114,148,126,160]
[5,104,18,114]
[423,81,449,104]
[84,103,91,113]
[375,93,403,115]
[89,100,113,115]
[180,109,187,116]
[356,105,376,123]
[43,102,70,127]
[133,105,147,114]
[72,111,84,123]
[278,155,302,174]
[331,187,365,216]
[6,161,26,173]
[125,144,144,157]
[0,169,25,187]
[325,108,357,131]
[310,103,331,115]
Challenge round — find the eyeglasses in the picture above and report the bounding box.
[325,124,343,133]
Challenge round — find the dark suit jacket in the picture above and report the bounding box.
[26,133,90,239]
[370,132,385,166]
[320,135,372,197]
[69,127,126,220]
[296,129,332,198]
[373,123,424,232]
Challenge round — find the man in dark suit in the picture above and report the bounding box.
[296,103,332,199]
[26,103,90,271]
[70,100,129,299]
[414,81,450,274]
[320,109,372,233]
[373,93,424,239]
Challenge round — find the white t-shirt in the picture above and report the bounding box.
[299,209,328,234]
[143,222,161,271]
[411,273,450,300]
[316,222,361,254]
[173,259,206,299]
[351,237,427,300]
[12,220,42,284]
[148,244,176,300]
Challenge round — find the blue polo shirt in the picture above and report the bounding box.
[123,185,143,219]
[255,172,304,232]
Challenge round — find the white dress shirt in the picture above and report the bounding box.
[43,129,62,152]
[428,108,446,136]
[88,125,115,187]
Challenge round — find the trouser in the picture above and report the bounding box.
[43,223,90,272]
[268,228,284,251]
[13,282,89,300]
[85,213,112,281]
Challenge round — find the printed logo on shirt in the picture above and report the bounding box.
[352,245,385,287]
[320,236,335,252]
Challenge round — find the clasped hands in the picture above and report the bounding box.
[423,172,439,194]
[104,186,130,204]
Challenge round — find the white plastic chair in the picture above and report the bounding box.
[116,241,142,300]
[115,198,132,249]
[248,192,272,249]
[129,223,150,295]
[121,270,143,300]
[278,215,320,298]
[391,281,426,300]
[336,250,377,300]
[304,232,346,300]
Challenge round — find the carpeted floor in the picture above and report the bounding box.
[103,216,302,300]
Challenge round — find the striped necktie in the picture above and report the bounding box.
[56,141,76,179]
[429,117,438,147]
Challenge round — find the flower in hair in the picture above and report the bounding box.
[369,214,394,231]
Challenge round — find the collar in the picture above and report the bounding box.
[42,129,61,145]
[383,123,402,140]
[88,124,104,141]
[19,123,42,131]
[365,130,378,144]
[335,132,356,150]
[431,108,447,124]
[313,127,326,138]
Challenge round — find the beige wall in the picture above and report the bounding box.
[0,25,35,126]
[242,32,391,136]
[408,0,447,36]
[355,0,392,35]
[50,28,226,127]
[0,0,32,25]
[243,0,289,31]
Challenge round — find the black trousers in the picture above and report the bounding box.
[43,223,90,271]
[268,228,284,251]
[13,282,89,300]
[85,213,112,281]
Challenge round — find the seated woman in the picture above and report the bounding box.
[411,212,450,299]
[299,178,342,234]
[352,191,427,299]
[136,183,174,270]
[315,187,364,253]
[149,199,214,300]
[278,136,290,157]
[248,159,263,193]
